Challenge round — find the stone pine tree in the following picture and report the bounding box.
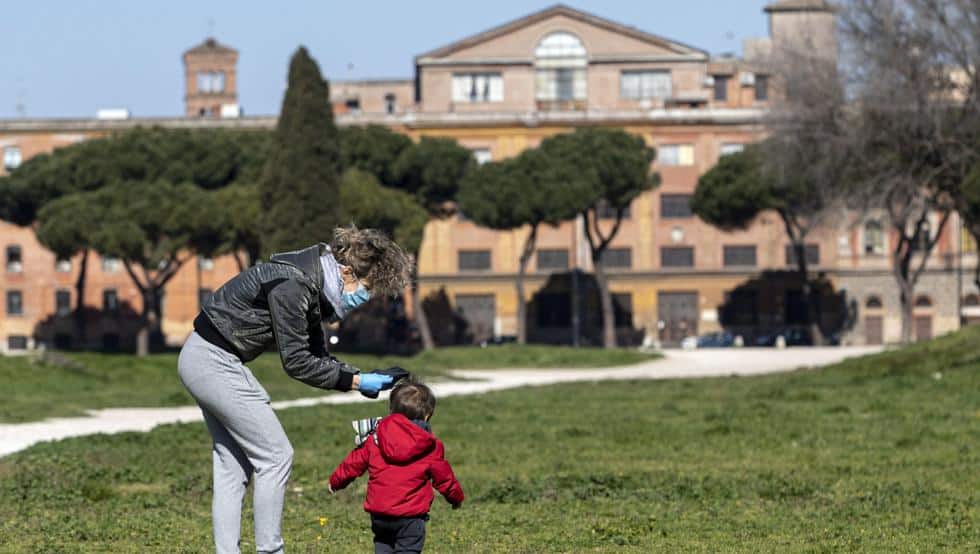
[260,47,342,255]
[0,127,257,352]
[340,125,413,187]
[393,137,475,350]
[90,181,215,355]
[458,148,587,344]
[691,140,847,344]
[35,194,100,347]
[541,128,657,348]
[339,169,427,255]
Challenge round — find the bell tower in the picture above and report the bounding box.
[764,0,838,62]
[183,38,239,118]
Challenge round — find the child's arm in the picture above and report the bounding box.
[329,444,370,492]
[428,440,464,507]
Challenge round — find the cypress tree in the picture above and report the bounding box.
[259,46,341,255]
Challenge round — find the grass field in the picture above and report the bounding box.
[0,345,655,423]
[1,330,979,551]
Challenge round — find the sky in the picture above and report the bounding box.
[0,1,773,119]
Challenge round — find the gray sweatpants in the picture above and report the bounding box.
[178,331,293,554]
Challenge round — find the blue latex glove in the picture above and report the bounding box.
[358,372,395,398]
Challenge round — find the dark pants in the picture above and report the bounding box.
[370,514,427,554]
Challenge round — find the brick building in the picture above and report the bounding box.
[0,2,974,352]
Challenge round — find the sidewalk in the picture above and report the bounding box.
[0,346,881,458]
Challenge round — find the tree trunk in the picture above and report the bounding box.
[594,255,617,348]
[892,246,915,344]
[791,241,824,346]
[410,255,435,350]
[136,287,165,356]
[516,224,539,345]
[899,280,914,344]
[72,250,89,349]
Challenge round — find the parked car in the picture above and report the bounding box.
[700,331,735,347]
[754,328,813,347]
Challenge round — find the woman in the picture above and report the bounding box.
[178,226,412,554]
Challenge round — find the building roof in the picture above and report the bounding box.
[0,108,765,133]
[764,0,836,13]
[184,37,237,56]
[415,3,707,63]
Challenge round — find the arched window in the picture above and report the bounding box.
[865,295,883,309]
[863,220,885,255]
[914,295,933,308]
[535,32,587,105]
[964,294,980,307]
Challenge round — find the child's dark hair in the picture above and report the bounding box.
[389,378,435,420]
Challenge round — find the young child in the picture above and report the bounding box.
[329,379,464,553]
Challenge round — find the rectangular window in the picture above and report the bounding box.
[344,98,361,113]
[661,247,694,268]
[723,245,757,267]
[613,293,633,328]
[3,146,22,170]
[620,70,672,100]
[7,290,23,315]
[56,289,71,316]
[536,68,586,101]
[755,75,769,101]
[713,75,729,101]
[458,250,491,271]
[103,289,119,313]
[6,245,22,272]
[658,145,695,166]
[603,248,632,269]
[452,73,504,103]
[384,93,396,114]
[720,143,745,157]
[101,256,121,273]
[472,148,492,165]
[536,292,571,327]
[660,194,693,218]
[785,244,820,266]
[196,71,225,94]
[596,199,631,219]
[536,249,569,271]
[7,336,28,351]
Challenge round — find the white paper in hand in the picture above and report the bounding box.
[352,416,383,446]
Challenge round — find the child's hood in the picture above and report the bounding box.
[376,413,436,464]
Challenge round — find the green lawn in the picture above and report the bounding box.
[0,345,656,423]
[2,331,979,551]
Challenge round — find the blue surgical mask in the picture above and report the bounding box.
[341,282,372,312]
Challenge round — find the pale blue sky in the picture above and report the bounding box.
[0,1,773,118]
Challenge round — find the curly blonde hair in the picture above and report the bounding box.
[331,225,412,297]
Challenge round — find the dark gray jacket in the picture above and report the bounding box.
[194,243,357,391]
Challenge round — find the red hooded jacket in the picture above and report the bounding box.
[329,413,464,517]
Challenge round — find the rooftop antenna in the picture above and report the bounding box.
[206,16,215,38]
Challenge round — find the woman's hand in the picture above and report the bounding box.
[356,372,395,398]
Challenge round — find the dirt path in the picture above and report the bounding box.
[0,346,881,457]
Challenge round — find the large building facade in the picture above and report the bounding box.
[0,2,975,352]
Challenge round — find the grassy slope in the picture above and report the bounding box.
[1,330,978,551]
[0,346,656,423]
